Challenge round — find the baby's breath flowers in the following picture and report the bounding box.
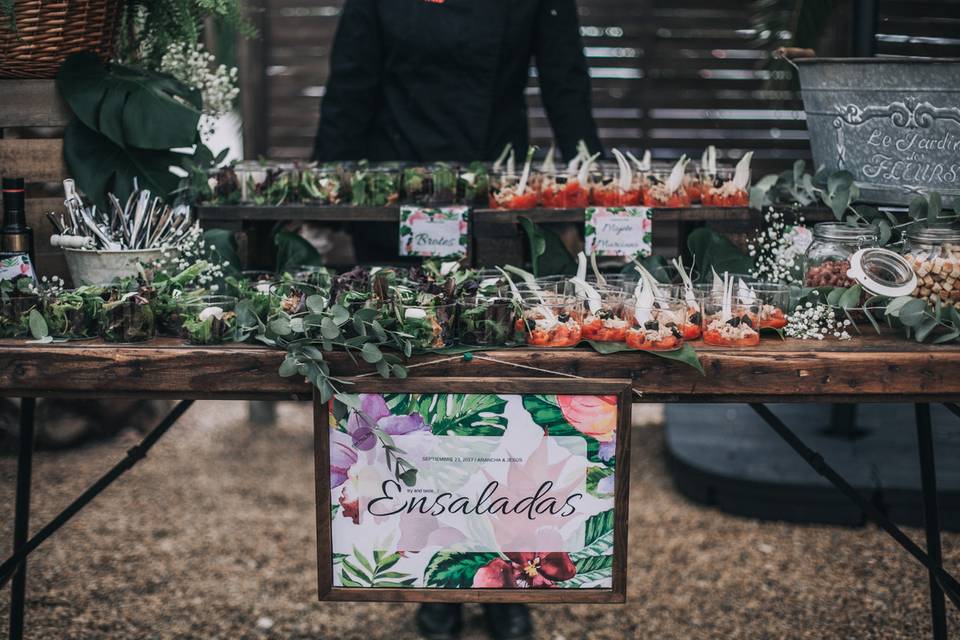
[159,42,239,137]
[785,298,852,341]
[149,223,228,288]
[747,207,812,285]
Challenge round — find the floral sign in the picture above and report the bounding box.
[399,206,470,258]
[318,389,628,601]
[585,206,652,257]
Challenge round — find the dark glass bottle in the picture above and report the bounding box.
[0,177,37,282]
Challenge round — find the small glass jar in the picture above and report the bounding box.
[803,223,880,289]
[43,289,102,339]
[901,225,960,308]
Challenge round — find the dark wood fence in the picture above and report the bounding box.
[244,0,960,172]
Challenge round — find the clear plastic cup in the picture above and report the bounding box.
[458,296,518,346]
[700,294,761,347]
[624,297,686,351]
[701,167,750,208]
[752,283,790,330]
[580,290,632,343]
[489,172,540,210]
[516,297,584,347]
[181,295,239,345]
[398,302,457,349]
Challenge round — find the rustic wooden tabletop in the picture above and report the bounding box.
[2,334,958,403]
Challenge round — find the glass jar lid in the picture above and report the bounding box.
[847,248,917,297]
[812,222,880,243]
[905,224,960,245]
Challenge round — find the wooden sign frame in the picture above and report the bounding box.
[314,377,632,603]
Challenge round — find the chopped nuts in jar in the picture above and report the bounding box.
[804,259,854,288]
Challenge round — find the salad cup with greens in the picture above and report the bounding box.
[0,276,39,338]
[42,286,103,339]
[181,296,238,345]
[100,287,156,343]
[393,300,457,349]
[458,295,517,346]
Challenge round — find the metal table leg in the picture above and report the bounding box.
[916,403,948,640]
[748,402,960,634]
[0,400,195,590]
[9,398,35,640]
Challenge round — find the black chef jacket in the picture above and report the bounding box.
[313,0,602,163]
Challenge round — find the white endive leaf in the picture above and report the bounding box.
[570,277,602,314]
[738,278,756,305]
[721,273,733,322]
[576,251,588,282]
[701,145,717,175]
[665,156,689,193]
[590,251,606,287]
[577,152,600,185]
[672,256,697,306]
[733,151,753,189]
[540,143,556,173]
[711,267,724,297]
[612,148,632,192]
[633,279,655,324]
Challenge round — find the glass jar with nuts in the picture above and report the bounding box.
[803,223,880,288]
[902,225,960,309]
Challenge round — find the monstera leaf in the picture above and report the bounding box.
[63,119,191,209]
[56,52,207,208]
[57,51,202,150]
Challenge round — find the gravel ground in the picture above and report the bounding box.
[1,401,958,640]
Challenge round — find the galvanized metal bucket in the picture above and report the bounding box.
[796,57,960,206]
[63,248,167,285]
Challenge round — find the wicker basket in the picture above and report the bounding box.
[0,0,123,79]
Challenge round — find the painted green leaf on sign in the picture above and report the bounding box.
[424,551,500,588]
[384,393,508,435]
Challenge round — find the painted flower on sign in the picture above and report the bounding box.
[557,395,617,443]
[330,437,358,489]
[346,394,428,450]
[472,552,576,588]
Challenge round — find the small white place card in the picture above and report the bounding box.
[399,206,470,258]
[585,207,652,257]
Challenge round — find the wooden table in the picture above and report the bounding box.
[1,335,958,638]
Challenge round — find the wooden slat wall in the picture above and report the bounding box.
[0,80,72,283]
[256,0,955,172]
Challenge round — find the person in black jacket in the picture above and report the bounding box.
[314,0,602,163]
[314,5,599,635]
